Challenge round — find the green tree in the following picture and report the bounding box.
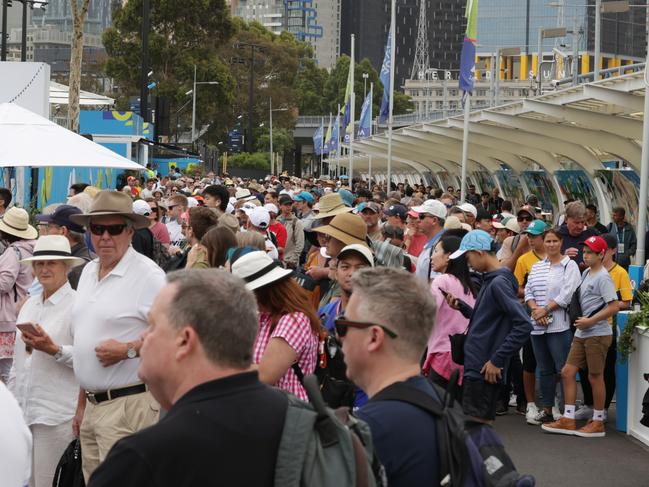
[256,127,295,154]
[294,57,329,114]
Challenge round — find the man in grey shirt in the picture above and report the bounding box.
[543,236,618,438]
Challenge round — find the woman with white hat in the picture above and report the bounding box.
[0,207,37,383]
[7,235,84,487]
[230,250,319,401]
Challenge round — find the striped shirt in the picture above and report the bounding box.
[524,256,581,335]
[253,311,318,401]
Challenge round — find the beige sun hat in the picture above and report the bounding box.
[312,193,353,220]
[0,207,37,240]
[69,190,150,229]
[313,212,369,247]
[20,235,85,266]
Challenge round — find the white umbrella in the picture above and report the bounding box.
[0,102,144,170]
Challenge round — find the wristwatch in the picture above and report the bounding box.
[126,342,138,359]
[53,346,63,360]
[543,305,551,314]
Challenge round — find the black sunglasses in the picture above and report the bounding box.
[334,318,398,339]
[517,215,534,222]
[89,223,128,236]
[418,214,433,220]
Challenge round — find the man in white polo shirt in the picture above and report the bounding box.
[412,199,447,282]
[69,190,166,481]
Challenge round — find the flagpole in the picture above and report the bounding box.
[320,117,324,178]
[386,0,396,192]
[368,83,374,184]
[349,34,355,185]
[460,94,470,204]
[336,104,341,179]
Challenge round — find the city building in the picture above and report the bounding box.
[233,0,286,35]
[340,0,465,90]
[31,0,115,35]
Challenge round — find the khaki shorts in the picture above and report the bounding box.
[566,335,613,374]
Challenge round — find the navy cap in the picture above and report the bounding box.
[384,204,408,219]
[36,205,85,233]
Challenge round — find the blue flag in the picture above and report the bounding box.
[329,115,340,154]
[378,29,392,123]
[459,0,479,97]
[357,89,372,139]
[313,123,324,155]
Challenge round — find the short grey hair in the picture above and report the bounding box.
[165,269,259,368]
[565,201,586,220]
[351,267,437,361]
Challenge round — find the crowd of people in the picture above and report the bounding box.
[0,170,641,486]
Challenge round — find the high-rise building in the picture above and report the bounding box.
[287,0,340,71]
[31,0,114,35]
[233,0,286,35]
[340,0,465,89]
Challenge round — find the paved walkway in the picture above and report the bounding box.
[494,405,649,486]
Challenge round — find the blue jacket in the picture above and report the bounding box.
[463,267,532,382]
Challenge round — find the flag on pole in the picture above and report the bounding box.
[312,123,324,156]
[459,0,479,100]
[329,115,340,154]
[378,29,392,123]
[342,62,354,135]
[358,88,372,139]
[324,114,333,153]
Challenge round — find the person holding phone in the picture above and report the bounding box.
[8,235,84,487]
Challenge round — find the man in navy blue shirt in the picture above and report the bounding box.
[339,267,440,487]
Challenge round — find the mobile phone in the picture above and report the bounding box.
[440,289,449,298]
[16,323,38,335]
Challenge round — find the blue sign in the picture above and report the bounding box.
[229,129,243,153]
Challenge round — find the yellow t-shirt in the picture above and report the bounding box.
[514,250,542,288]
[607,263,633,326]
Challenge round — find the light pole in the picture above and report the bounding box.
[234,42,264,152]
[362,72,369,98]
[1,0,8,61]
[190,64,219,144]
[494,47,521,106]
[174,96,192,143]
[268,97,287,175]
[537,27,567,95]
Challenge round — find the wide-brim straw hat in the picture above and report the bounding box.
[312,193,353,220]
[231,250,293,291]
[69,190,150,229]
[313,212,368,247]
[20,235,85,266]
[0,207,37,239]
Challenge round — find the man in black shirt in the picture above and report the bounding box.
[89,270,287,487]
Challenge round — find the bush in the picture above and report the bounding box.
[228,152,270,170]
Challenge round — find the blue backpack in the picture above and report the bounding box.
[371,370,535,487]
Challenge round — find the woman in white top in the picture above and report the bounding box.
[8,235,84,487]
[524,228,581,425]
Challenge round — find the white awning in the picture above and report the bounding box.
[49,81,115,107]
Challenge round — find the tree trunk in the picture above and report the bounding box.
[68,0,91,133]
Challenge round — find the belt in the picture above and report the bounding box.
[86,383,148,405]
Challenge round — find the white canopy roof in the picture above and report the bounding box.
[0,102,144,170]
[49,81,115,107]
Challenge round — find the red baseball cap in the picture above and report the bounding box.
[581,235,607,254]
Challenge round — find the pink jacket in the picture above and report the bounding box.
[0,240,35,332]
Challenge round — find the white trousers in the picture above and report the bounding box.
[30,420,74,487]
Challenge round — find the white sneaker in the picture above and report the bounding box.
[528,409,551,425]
[509,394,517,407]
[552,406,562,421]
[525,404,540,425]
[574,406,594,421]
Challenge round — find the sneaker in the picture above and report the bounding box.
[525,403,540,424]
[541,417,578,435]
[528,409,553,425]
[575,420,606,438]
[574,406,594,421]
[552,406,562,421]
[496,401,508,416]
[508,394,517,407]
[516,403,527,415]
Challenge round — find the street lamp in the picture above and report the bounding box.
[190,64,219,143]
[537,27,567,95]
[268,97,288,175]
[362,72,369,98]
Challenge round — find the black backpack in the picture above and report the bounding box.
[53,439,85,487]
[372,371,535,487]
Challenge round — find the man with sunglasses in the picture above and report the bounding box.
[411,199,447,283]
[165,194,188,252]
[68,191,166,481]
[500,206,535,270]
[338,267,441,486]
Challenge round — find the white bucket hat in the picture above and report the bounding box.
[230,250,292,291]
[20,235,85,266]
[0,207,37,240]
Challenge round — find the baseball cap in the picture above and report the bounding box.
[523,219,547,236]
[450,230,494,259]
[132,199,153,216]
[356,201,382,214]
[492,216,521,234]
[411,199,447,219]
[458,202,478,218]
[384,204,408,219]
[337,244,375,267]
[293,191,315,204]
[278,195,293,206]
[581,235,607,254]
[248,206,270,229]
[35,205,85,233]
[517,205,535,219]
[264,203,279,215]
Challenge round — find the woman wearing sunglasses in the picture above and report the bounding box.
[230,250,319,401]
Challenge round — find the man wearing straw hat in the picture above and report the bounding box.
[68,190,166,481]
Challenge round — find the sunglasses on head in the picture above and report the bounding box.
[89,223,128,236]
[334,318,398,338]
[517,215,533,222]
